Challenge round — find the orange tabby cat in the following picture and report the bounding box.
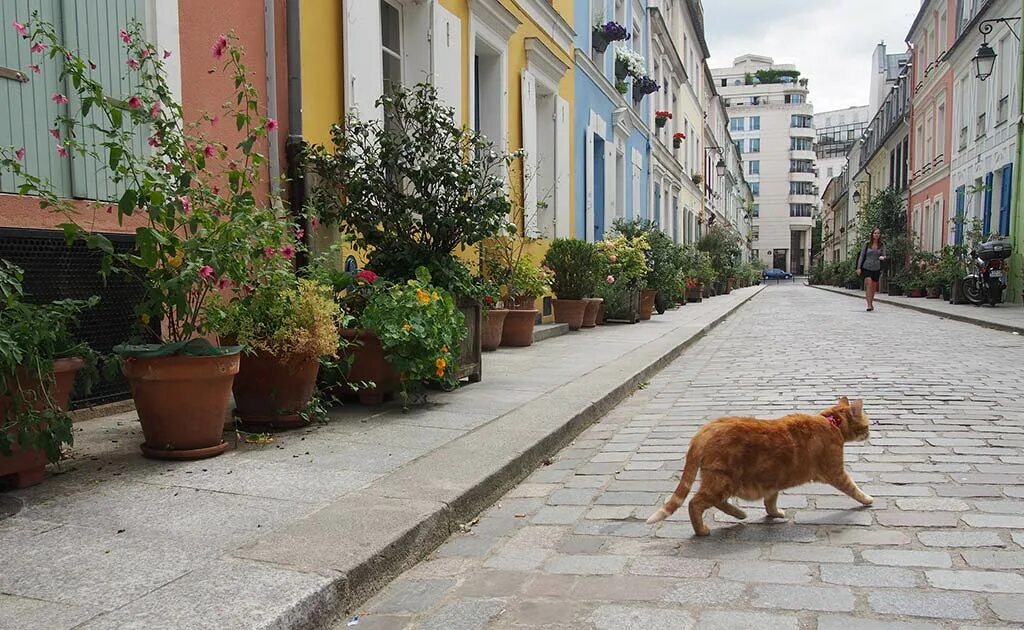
[646,397,873,536]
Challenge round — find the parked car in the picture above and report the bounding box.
[762,268,793,280]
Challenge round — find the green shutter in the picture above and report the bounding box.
[61,0,146,201]
[0,0,71,197]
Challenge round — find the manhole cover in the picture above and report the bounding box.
[0,495,23,521]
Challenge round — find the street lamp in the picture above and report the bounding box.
[973,18,1020,82]
[715,158,726,177]
[852,190,862,204]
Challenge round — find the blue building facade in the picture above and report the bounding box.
[572,0,652,241]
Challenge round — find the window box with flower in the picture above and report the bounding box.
[614,47,646,83]
[655,111,673,129]
[1,19,288,460]
[592,21,630,54]
[633,76,660,104]
[673,132,686,149]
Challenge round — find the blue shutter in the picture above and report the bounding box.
[999,164,1012,237]
[955,186,965,245]
[983,172,994,235]
[61,0,146,201]
[0,0,71,197]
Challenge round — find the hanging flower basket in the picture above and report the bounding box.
[592,21,629,53]
[615,59,629,81]
[634,76,660,101]
[615,80,629,95]
[615,47,645,82]
[655,111,672,129]
[673,132,685,149]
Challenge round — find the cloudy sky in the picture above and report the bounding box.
[705,0,921,113]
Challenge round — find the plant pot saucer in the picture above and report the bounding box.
[141,441,228,460]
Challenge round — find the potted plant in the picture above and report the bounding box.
[1,261,98,488]
[209,266,342,429]
[655,111,672,129]
[925,267,944,299]
[2,23,287,460]
[673,132,686,149]
[633,76,660,104]
[483,237,551,347]
[594,234,649,323]
[692,172,704,186]
[479,280,507,352]
[305,83,516,384]
[686,277,703,303]
[592,20,629,53]
[615,47,645,83]
[543,239,597,331]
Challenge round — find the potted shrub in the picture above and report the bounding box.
[209,267,342,429]
[543,239,597,331]
[594,234,649,323]
[483,237,551,347]
[1,261,98,488]
[478,280,507,352]
[305,83,516,384]
[655,111,672,129]
[2,23,286,460]
[592,20,629,54]
[925,267,944,299]
[673,132,686,149]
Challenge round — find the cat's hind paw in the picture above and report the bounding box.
[766,509,786,519]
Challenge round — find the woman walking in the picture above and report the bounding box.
[857,227,887,311]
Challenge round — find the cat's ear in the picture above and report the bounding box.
[852,399,864,416]
[839,396,850,406]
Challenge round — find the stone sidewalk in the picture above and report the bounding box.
[0,286,762,630]
[814,285,1024,335]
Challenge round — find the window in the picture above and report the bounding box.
[827,167,834,178]
[791,181,815,195]
[790,160,814,173]
[936,102,946,160]
[785,93,805,104]
[730,118,745,132]
[791,115,812,128]
[752,204,760,217]
[791,137,813,151]
[749,138,760,153]
[735,139,744,153]
[790,204,814,217]
[381,1,403,96]
[748,160,760,175]
[751,182,760,196]
[752,226,760,240]
[750,116,761,130]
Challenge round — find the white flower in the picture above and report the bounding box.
[615,47,646,78]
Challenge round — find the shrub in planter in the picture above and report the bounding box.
[697,225,742,291]
[210,267,342,429]
[0,261,99,488]
[593,234,649,323]
[478,280,507,351]
[543,239,597,331]
[1,23,289,461]
[482,238,551,346]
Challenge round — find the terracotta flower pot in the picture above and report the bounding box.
[482,309,509,351]
[553,299,587,331]
[232,351,320,429]
[687,285,703,303]
[1,357,83,489]
[582,298,603,328]
[501,310,538,347]
[639,289,657,320]
[509,295,537,311]
[122,352,239,460]
[337,329,401,406]
[908,288,926,298]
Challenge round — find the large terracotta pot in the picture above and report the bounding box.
[482,309,509,351]
[687,285,703,303]
[1,357,82,489]
[338,329,401,406]
[552,299,587,331]
[232,351,320,429]
[509,295,537,311]
[501,310,538,347]
[122,352,239,460]
[582,298,602,328]
[639,289,657,320]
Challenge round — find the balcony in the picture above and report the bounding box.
[789,193,819,204]
[790,149,816,160]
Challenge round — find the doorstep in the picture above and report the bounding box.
[0,286,764,630]
[533,322,569,342]
[811,284,1024,335]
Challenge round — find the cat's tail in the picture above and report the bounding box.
[645,439,701,525]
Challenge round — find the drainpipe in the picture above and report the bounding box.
[1012,0,1024,302]
[265,0,280,195]
[285,0,308,268]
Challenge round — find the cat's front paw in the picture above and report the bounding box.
[766,509,786,519]
[859,494,874,506]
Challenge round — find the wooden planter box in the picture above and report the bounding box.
[457,299,482,384]
[603,287,641,324]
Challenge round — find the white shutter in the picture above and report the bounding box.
[554,97,571,239]
[604,144,616,234]
[632,150,643,220]
[432,5,462,124]
[521,70,539,238]
[344,1,383,121]
[585,126,595,242]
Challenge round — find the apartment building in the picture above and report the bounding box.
[712,55,816,273]
[815,106,871,197]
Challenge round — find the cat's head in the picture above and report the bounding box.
[826,396,870,442]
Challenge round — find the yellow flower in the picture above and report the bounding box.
[167,250,183,268]
[403,322,412,333]
[416,288,431,305]
[434,357,447,377]
[431,291,439,302]
[140,313,150,325]
[441,345,448,354]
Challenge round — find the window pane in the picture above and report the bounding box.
[381,1,401,54]
[383,51,402,94]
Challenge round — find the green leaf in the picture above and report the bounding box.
[84,233,114,255]
[108,146,123,171]
[236,113,246,131]
[118,189,137,216]
[111,108,123,129]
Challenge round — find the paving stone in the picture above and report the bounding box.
[974,500,1024,514]
[925,569,1024,593]
[418,598,506,630]
[718,560,812,584]
[816,614,942,630]
[934,485,1004,497]
[507,483,559,499]
[895,497,971,511]
[482,548,551,571]
[498,599,581,627]
[861,549,953,568]
[559,535,606,554]
[988,594,1024,623]
[961,550,1024,569]
[452,571,530,598]
[917,531,1006,548]
[588,604,694,630]
[793,510,873,526]
[695,610,798,630]
[503,525,569,551]
[368,578,457,614]
[867,589,979,620]
[594,492,662,506]
[752,584,855,612]
[547,488,600,506]
[571,576,676,602]
[543,554,627,575]
[627,556,715,578]
[961,513,1024,528]
[828,529,911,546]
[876,511,961,527]
[434,535,499,558]
[665,579,748,606]
[820,563,922,588]
[585,506,635,520]
[531,506,587,525]
[769,544,854,564]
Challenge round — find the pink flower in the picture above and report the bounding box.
[126,58,139,70]
[49,128,60,139]
[89,60,97,70]
[179,195,191,214]
[119,28,132,44]
[141,48,153,59]
[265,118,279,132]
[356,270,379,284]
[198,265,214,279]
[210,115,220,127]
[12,20,28,38]
[211,35,228,59]
[311,217,320,228]
[147,135,160,148]
[163,50,172,60]
[14,147,25,161]
[29,64,40,74]
[606,275,616,285]
[56,144,68,158]
[217,277,232,290]
[609,254,618,263]
[127,96,142,109]
[203,144,216,158]
[150,101,162,118]
[51,93,68,105]
[280,245,295,259]
[264,247,276,258]
[295,228,305,240]
[30,42,47,54]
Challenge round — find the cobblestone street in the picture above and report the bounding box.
[351,284,1024,629]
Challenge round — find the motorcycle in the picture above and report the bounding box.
[962,238,1013,306]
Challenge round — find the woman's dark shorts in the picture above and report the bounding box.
[862,269,881,282]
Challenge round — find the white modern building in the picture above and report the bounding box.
[712,55,816,273]
[814,105,871,196]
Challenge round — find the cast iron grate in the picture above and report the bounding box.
[0,227,144,409]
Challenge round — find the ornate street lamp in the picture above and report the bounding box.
[715,158,726,177]
[973,18,1020,82]
[852,190,862,204]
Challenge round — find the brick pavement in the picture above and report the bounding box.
[348,283,1024,629]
